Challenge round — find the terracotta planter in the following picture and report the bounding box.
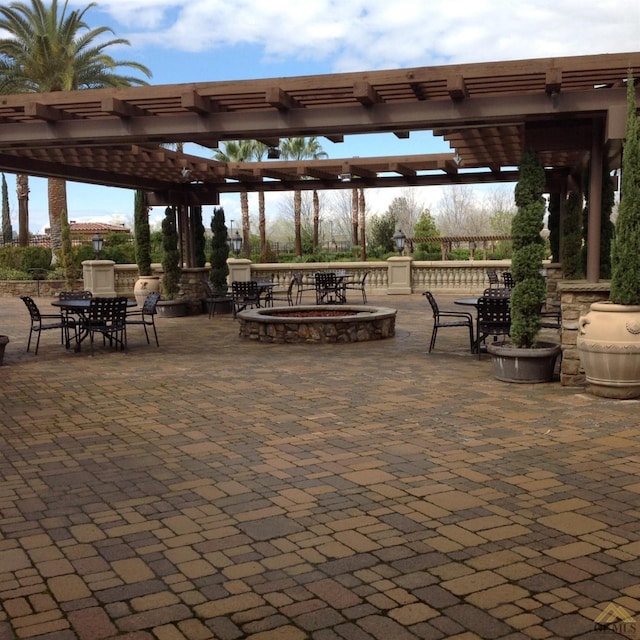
[0,335,8,365]
[133,275,160,307]
[578,301,640,399]
[487,341,561,384]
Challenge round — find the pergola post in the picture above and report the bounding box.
[586,118,604,282]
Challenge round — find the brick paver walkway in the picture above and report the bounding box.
[1,292,639,639]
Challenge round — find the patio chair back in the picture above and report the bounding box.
[486,269,500,288]
[502,271,516,288]
[314,272,346,304]
[231,281,261,317]
[476,296,511,359]
[86,296,128,353]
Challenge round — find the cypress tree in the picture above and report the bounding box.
[161,207,181,299]
[510,151,547,348]
[610,74,640,305]
[134,190,151,276]
[209,206,229,293]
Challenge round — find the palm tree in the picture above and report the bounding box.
[251,142,269,261]
[214,140,254,257]
[0,0,151,255]
[281,137,327,257]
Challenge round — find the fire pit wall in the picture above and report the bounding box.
[238,305,397,343]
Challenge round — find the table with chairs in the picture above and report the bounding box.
[49,294,135,353]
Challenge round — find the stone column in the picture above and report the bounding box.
[387,256,413,294]
[228,258,252,282]
[82,260,116,297]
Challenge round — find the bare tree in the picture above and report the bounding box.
[386,189,425,236]
[435,185,491,236]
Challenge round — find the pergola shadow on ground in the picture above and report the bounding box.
[0,293,637,640]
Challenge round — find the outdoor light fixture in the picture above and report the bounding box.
[92,232,104,258]
[181,166,192,179]
[393,229,406,255]
[230,229,243,256]
[267,146,281,159]
[339,173,352,182]
[453,152,462,166]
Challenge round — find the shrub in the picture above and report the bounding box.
[510,151,546,348]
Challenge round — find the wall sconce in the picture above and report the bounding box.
[339,173,352,182]
[229,229,243,256]
[453,153,462,166]
[181,166,192,179]
[393,229,406,255]
[267,147,281,159]
[92,232,104,258]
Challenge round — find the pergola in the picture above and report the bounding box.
[0,51,638,279]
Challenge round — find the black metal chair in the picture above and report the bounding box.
[58,290,92,347]
[202,280,232,319]
[502,271,516,289]
[344,270,370,303]
[85,297,128,354]
[292,273,315,304]
[269,278,297,306]
[423,291,474,353]
[476,296,511,359]
[231,281,261,317]
[314,272,346,304]
[486,269,500,288]
[126,291,160,346]
[20,295,67,355]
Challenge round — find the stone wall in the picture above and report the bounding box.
[558,282,610,386]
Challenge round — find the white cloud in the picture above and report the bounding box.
[89,0,639,70]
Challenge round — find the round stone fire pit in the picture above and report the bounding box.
[238,305,396,343]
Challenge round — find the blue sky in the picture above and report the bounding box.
[3,0,639,233]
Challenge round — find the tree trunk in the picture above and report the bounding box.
[313,190,319,253]
[294,190,302,256]
[359,189,367,261]
[351,188,358,246]
[258,191,266,262]
[17,174,29,247]
[241,191,250,258]
[48,177,68,257]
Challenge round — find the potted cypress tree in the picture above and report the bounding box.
[578,74,640,398]
[156,206,188,317]
[487,151,561,382]
[210,206,229,294]
[133,189,160,307]
[204,206,232,315]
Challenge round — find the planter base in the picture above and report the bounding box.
[156,300,188,318]
[487,342,561,384]
[0,335,8,365]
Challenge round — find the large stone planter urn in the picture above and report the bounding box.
[133,275,160,307]
[577,301,640,399]
[487,342,561,384]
